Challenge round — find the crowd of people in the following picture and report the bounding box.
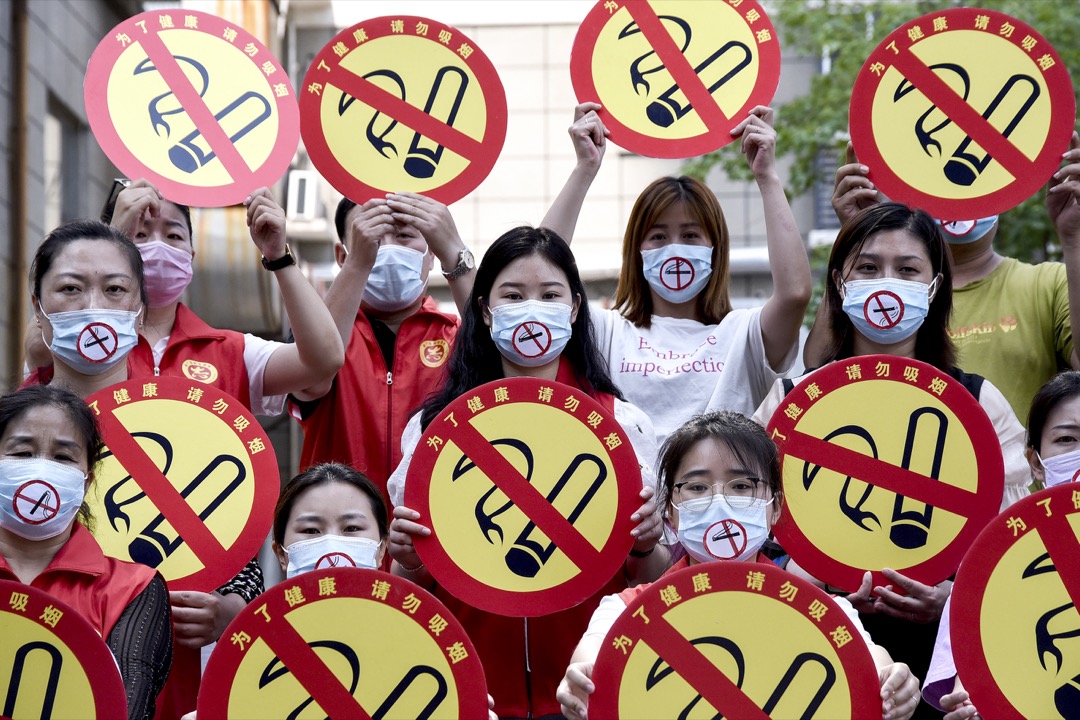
[3,38,1079,720]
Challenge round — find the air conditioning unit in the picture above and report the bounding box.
[286,170,318,222]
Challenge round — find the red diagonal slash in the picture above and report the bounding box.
[624,2,732,132]
[258,613,372,720]
[637,615,770,720]
[891,48,1035,178]
[97,410,229,568]
[451,420,603,571]
[1037,508,1080,608]
[785,429,981,517]
[325,65,484,160]
[137,29,257,187]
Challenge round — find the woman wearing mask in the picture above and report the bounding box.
[542,104,812,446]
[751,202,1028,719]
[387,226,666,718]
[924,370,1080,719]
[557,411,921,720]
[0,385,172,719]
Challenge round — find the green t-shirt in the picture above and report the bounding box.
[950,257,1074,425]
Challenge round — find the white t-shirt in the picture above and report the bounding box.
[592,307,796,447]
[150,333,285,416]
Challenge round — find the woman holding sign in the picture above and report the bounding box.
[385,226,667,718]
[542,103,812,447]
[556,411,921,720]
[752,202,1029,719]
[0,385,172,719]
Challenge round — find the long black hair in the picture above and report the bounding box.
[419,226,622,429]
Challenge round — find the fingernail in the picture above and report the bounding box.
[860,165,869,172]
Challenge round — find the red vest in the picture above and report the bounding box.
[296,297,458,505]
[0,524,156,638]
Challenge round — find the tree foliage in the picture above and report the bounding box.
[685,0,1080,263]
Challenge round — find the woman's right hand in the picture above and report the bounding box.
[343,198,393,272]
[831,142,886,225]
[388,505,431,571]
[556,661,596,720]
[940,689,980,720]
[568,102,608,174]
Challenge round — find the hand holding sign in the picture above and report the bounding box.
[832,143,888,226]
[568,102,609,174]
[244,188,287,260]
[1048,132,1080,243]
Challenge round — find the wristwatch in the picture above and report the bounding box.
[261,244,296,271]
[442,246,475,280]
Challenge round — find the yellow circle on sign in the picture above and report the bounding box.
[873,31,1051,200]
[320,35,484,194]
[979,516,1080,718]
[107,29,280,187]
[227,597,460,719]
[428,402,619,592]
[783,379,975,570]
[0,613,97,718]
[617,592,853,718]
[88,398,256,580]
[592,0,760,140]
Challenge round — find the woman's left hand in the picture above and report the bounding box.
[731,106,777,180]
[879,662,920,720]
[169,590,244,648]
[629,485,661,554]
[869,568,950,624]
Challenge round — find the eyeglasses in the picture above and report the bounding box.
[672,477,773,510]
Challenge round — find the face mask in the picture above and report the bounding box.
[362,245,428,313]
[284,534,382,578]
[675,496,770,563]
[641,244,713,304]
[841,278,936,345]
[43,307,141,375]
[936,216,998,245]
[1038,449,1080,488]
[490,300,573,368]
[139,240,193,307]
[0,458,87,540]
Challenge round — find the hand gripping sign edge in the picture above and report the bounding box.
[300,15,507,205]
[86,377,279,592]
[952,485,1080,719]
[405,376,643,617]
[570,0,782,159]
[767,355,1004,593]
[0,579,129,719]
[84,9,300,208]
[196,567,489,719]
[849,7,1075,219]
[589,562,882,719]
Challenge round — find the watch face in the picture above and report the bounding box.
[463,248,475,269]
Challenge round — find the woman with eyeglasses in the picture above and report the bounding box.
[556,411,921,720]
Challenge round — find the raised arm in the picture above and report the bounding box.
[247,188,345,397]
[1048,130,1080,369]
[739,107,812,369]
[541,102,609,244]
[388,192,474,316]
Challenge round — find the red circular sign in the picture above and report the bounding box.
[77,323,120,364]
[197,568,489,718]
[767,355,1004,592]
[952,485,1080,718]
[660,256,695,292]
[862,290,904,330]
[590,562,881,718]
[87,377,279,592]
[315,552,356,570]
[570,0,781,158]
[405,376,642,616]
[300,16,507,205]
[84,9,299,208]
[703,518,748,560]
[12,480,61,525]
[0,579,128,718]
[510,321,553,360]
[849,7,1075,219]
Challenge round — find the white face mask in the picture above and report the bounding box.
[362,245,428,313]
[284,534,382,578]
[43,307,141,376]
[489,300,573,368]
[936,216,998,245]
[675,496,770,563]
[641,244,713,304]
[841,277,936,345]
[0,458,87,540]
[1038,448,1080,488]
